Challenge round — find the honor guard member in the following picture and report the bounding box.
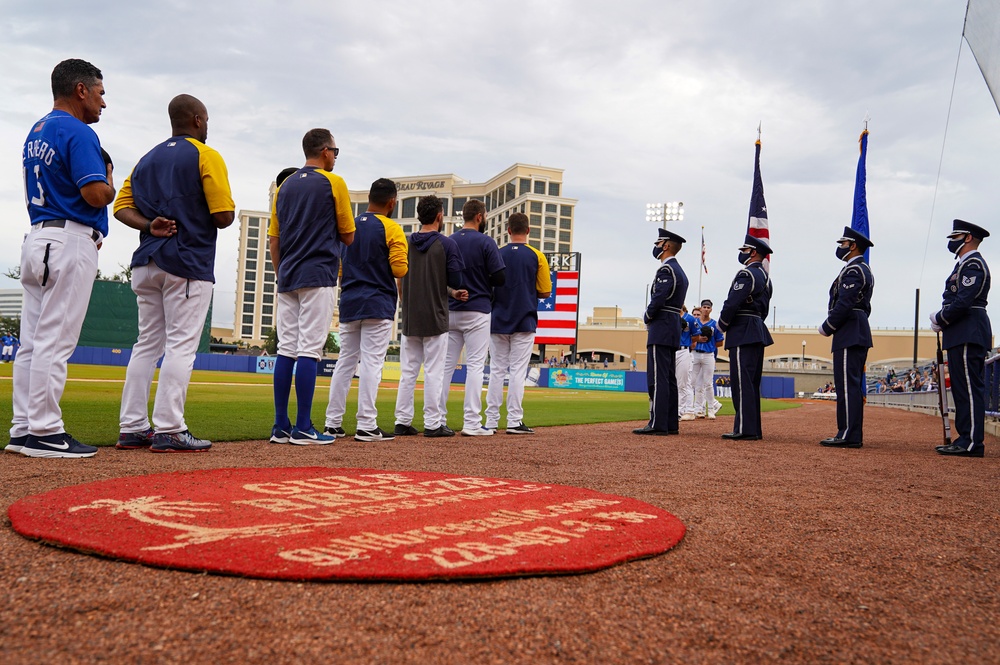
[718,235,773,441]
[818,227,875,449]
[930,219,992,458]
[634,228,689,435]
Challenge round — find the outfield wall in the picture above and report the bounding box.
[66,347,794,398]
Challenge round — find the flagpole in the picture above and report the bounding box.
[698,225,704,303]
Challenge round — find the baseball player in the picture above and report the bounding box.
[394,194,467,437]
[691,299,726,419]
[818,227,875,449]
[484,212,552,434]
[114,94,235,453]
[718,235,774,441]
[930,219,992,458]
[634,228,689,435]
[440,200,505,436]
[1,334,13,362]
[12,59,115,458]
[325,178,408,442]
[269,129,355,445]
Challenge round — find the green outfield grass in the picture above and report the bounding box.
[0,363,797,446]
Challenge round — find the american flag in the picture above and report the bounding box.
[536,270,579,345]
[747,139,770,272]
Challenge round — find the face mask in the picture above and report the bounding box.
[948,236,967,256]
[652,244,665,260]
[835,245,852,261]
[737,250,752,265]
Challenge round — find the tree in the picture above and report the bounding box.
[4,266,20,280]
[264,327,278,355]
[0,316,20,337]
[325,332,339,354]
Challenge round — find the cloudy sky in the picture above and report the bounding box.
[2,0,999,332]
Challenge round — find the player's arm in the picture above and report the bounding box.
[267,196,281,267]
[385,220,408,278]
[329,176,356,246]
[532,247,552,299]
[112,175,176,237]
[198,146,236,229]
[80,181,115,208]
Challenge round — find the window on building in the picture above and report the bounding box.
[544,229,556,239]
[544,241,555,251]
[243,293,255,303]
[393,201,400,218]
[245,271,257,282]
[242,304,254,314]
[505,180,516,202]
[529,228,541,240]
[260,326,270,339]
[548,182,561,197]
[264,271,274,283]
[243,281,255,293]
[545,203,557,214]
[559,243,571,253]
[560,218,572,229]
[263,294,274,304]
[544,216,557,226]
[560,205,573,217]
[261,316,272,327]
[533,180,545,194]
[248,217,259,228]
[441,198,449,217]
[559,231,571,242]
[242,325,253,336]
[530,214,541,225]
[246,248,257,260]
[242,315,254,324]
[519,178,531,196]
[246,260,257,271]
[263,282,275,293]
[402,197,417,218]
[530,201,542,213]
[262,305,273,315]
[453,197,467,214]
[248,227,259,239]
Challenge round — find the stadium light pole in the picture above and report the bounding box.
[645,201,684,230]
[801,340,806,366]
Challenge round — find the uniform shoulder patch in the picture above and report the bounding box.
[962,275,977,287]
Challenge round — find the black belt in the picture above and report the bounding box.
[36,219,100,243]
[694,349,713,353]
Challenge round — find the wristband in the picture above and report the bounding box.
[145,220,152,235]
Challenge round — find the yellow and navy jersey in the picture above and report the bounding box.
[115,135,234,282]
[339,212,408,322]
[269,167,355,292]
[491,242,551,334]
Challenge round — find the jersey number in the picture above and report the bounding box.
[25,165,45,207]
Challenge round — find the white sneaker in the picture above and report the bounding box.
[707,412,717,420]
[461,426,494,437]
[680,413,697,421]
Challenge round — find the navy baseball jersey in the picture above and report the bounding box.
[23,110,110,235]
[644,257,689,347]
[821,256,874,351]
[448,228,505,314]
[339,212,407,322]
[491,242,551,334]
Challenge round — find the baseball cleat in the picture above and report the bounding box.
[323,426,346,438]
[150,430,212,453]
[269,425,292,444]
[116,428,155,450]
[506,423,535,435]
[20,432,98,458]
[461,426,494,437]
[355,427,394,442]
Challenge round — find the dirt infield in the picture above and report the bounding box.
[1,401,998,664]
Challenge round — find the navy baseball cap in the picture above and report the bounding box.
[838,226,874,249]
[739,234,773,255]
[950,219,990,240]
[657,228,687,244]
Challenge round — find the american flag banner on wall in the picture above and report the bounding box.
[536,270,579,345]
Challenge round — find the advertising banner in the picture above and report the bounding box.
[547,368,626,392]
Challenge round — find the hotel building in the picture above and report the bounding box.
[233,163,576,344]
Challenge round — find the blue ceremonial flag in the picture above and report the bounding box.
[852,130,870,263]
[746,139,770,271]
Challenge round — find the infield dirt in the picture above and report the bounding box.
[1,400,997,664]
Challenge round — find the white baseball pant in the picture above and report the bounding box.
[394,332,449,430]
[676,347,694,415]
[326,318,393,431]
[276,286,337,360]
[691,351,717,415]
[441,310,491,430]
[485,332,535,428]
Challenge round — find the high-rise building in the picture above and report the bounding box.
[234,164,575,344]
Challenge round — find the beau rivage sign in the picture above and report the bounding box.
[396,180,448,192]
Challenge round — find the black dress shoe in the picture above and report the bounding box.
[937,444,985,457]
[721,432,761,440]
[632,425,672,436]
[820,437,863,448]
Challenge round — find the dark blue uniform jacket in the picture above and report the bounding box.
[821,257,874,351]
[935,251,992,350]
[644,257,689,347]
[718,261,773,349]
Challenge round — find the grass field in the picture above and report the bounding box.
[0,363,797,445]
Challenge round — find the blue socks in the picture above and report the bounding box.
[294,357,318,431]
[273,355,295,430]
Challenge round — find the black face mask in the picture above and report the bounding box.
[652,244,665,260]
[948,235,967,256]
[737,250,752,265]
[835,245,852,261]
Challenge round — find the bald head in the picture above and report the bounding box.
[168,94,208,142]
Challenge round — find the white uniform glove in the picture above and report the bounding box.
[818,326,829,337]
[929,312,942,333]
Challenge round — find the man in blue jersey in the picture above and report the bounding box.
[440,199,506,436]
[677,304,697,420]
[325,178,407,442]
[1,334,13,363]
[269,129,355,445]
[12,59,116,458]
[484,213,551,434]
[691,299,726,419]
[394,195,467,437]
[113,94,235,453]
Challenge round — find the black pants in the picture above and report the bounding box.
[833,345,868,443]
[947,343,987,450]
[730,343,764,437]
[646,344,679,432]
